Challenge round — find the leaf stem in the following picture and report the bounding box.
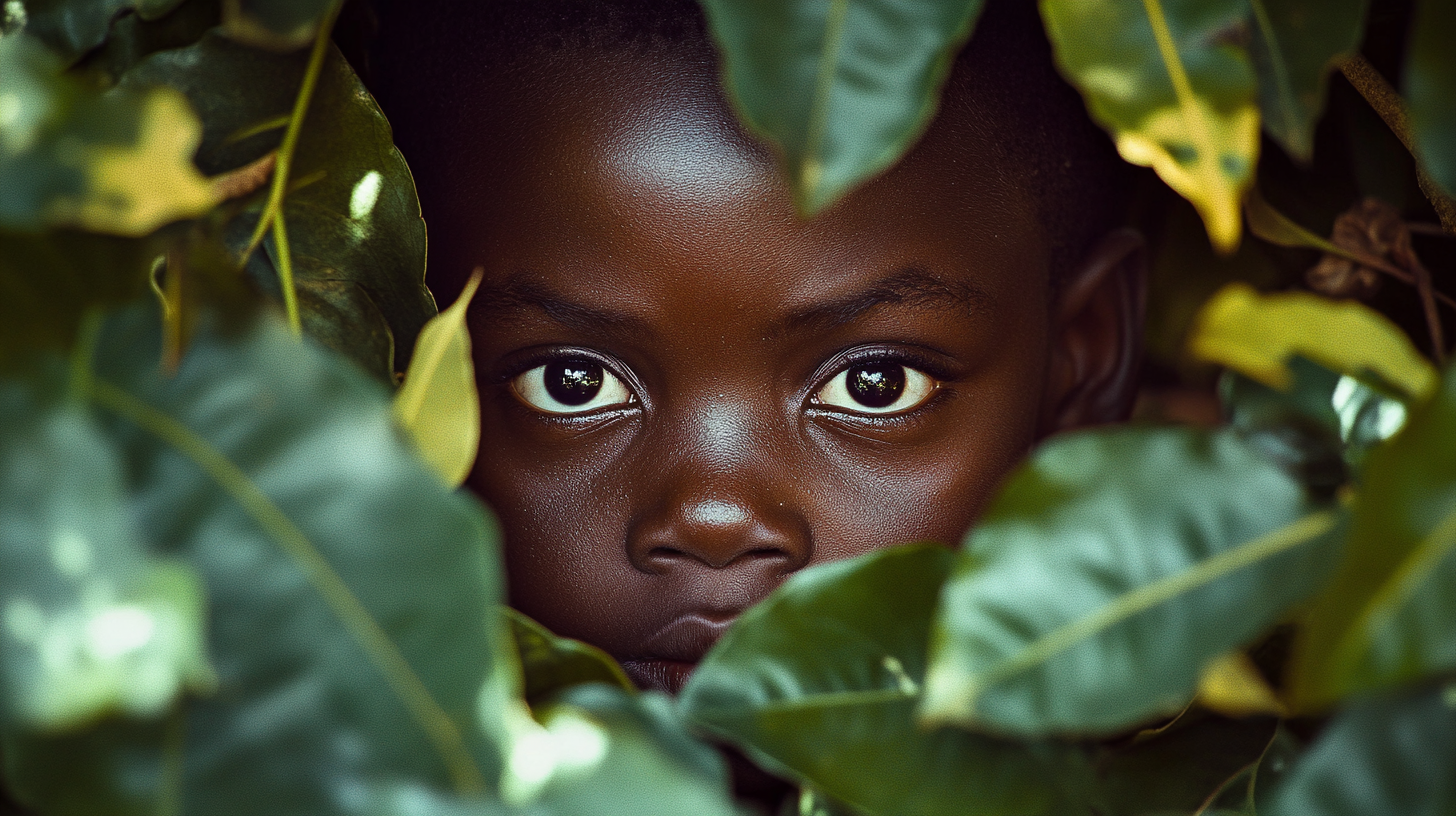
[239,0,343,335]
[800,0,850,212]
[156,700,186,816]
[270,209,302,338]
[1339,55,1456,235]
[87,377,486,796]
[963,511,1339,702]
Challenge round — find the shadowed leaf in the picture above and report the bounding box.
[222,0,335,51]
[1247,0,1368,161]
[1405,0,1456,197]
[16,0,187,64]
[506,609,633,710]
[698,0,986,216]
[1039,0,1259,252]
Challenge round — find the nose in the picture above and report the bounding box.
[629,489,811,574]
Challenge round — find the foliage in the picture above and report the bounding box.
[2,0,1454,814]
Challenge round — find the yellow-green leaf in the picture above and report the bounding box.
[1040,0,1260,252]
[49,88,221,236]
[1189,283,1437,400]
[394,270,481,487]
[1196,652,1285,717]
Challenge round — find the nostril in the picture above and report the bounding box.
[643,544,790,571]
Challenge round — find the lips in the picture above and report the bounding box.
[620,613,736,694]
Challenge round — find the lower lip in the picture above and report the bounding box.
[620,659,697,694]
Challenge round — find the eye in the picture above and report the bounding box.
[512,358,633,415]
[813,362,938,415]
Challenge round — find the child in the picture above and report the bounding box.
[375,0,1143,695]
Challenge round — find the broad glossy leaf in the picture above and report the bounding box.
[1039,0,1259,252]
[0,33,219,235]
[1291,367,1456,709]
[506,610,633,710]
[119,32,434,382]
[17,0,187,64]
[1190,283,1437,400]
[683,545,1091,816]
[1246,0,1367,161]
[698,0,986,216]
[0,384,212,731]
[1406,0,1456,197]
[222,0,335,51]
[921,427,1337,737]
[3,303,509,815]
[395,271,481,487]
[1268,682,1456,816]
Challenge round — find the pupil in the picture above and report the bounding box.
[847,363,905,408]
[544,359,604,406]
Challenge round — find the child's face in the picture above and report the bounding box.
[444,54,1138,693]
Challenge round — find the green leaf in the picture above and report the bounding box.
[0,33,220,235]
[0,384,212,731]
[1190,283,1438,401]
[1290,367,1456,709]
[395,271,481,487]
[3,303,509,815]
[921,427,1337,737]
[506,609,633,710]
[507,685,740,815]
[1246,0,1368,162]
[698,0,987,216]
[222,0,335,51]
[118,31,435,383]
[16,0,188,64]
[1039,0,1259,252]
[682,545,1092,816]
[1405,0,1456,197]
[1268,682,1456,816]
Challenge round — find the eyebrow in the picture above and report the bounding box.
[473,277,646,333]
[779,267,992,334]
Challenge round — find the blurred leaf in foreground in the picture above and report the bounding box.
[4,303,508,815]
[1039,0,1258,252]
[0,382,212,731]
[506,609,633,710]
[684,545,1090,816]
[1291,365,1456,710]
[395,270,481,487]
[1405,0,1456,197]
[16,0,188,64]
[0,33,220,236]
[1190,283,1437,400]
[922,428,1336,737]
[1247,0,1368,162]
[1269,682,1456,816]
[698,0,986,216]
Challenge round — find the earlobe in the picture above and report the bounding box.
[1040,227,1147,435]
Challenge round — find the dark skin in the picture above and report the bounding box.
[433,47,1144,696]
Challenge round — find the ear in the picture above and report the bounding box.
[1040,227,1147,434]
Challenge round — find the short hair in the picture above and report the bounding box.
[372,0,1132,292]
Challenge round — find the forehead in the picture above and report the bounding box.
[434,46,1048,323]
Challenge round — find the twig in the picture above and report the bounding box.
[238,1,344,337]
[1340,56,1456,235]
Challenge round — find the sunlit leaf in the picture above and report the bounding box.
[1268,682,1456,815]
[698,0,987,216]
[506,609,633,710]
[0,33,220,236]
[1039,0,1259,252]
[118,31,435,383]
[395,270,480,487]
[1190,283,1437,400]
[1290,367,1456,710]
[0,384,212,731]
[1246,0,1368,161]
[1196,652,1285,717]
[921,427,1337,737]
[3,303,509,815]
[683,545,1092,816]
[222,0,335,51]
[16,0,188,64]
[1405,0,1456,197]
